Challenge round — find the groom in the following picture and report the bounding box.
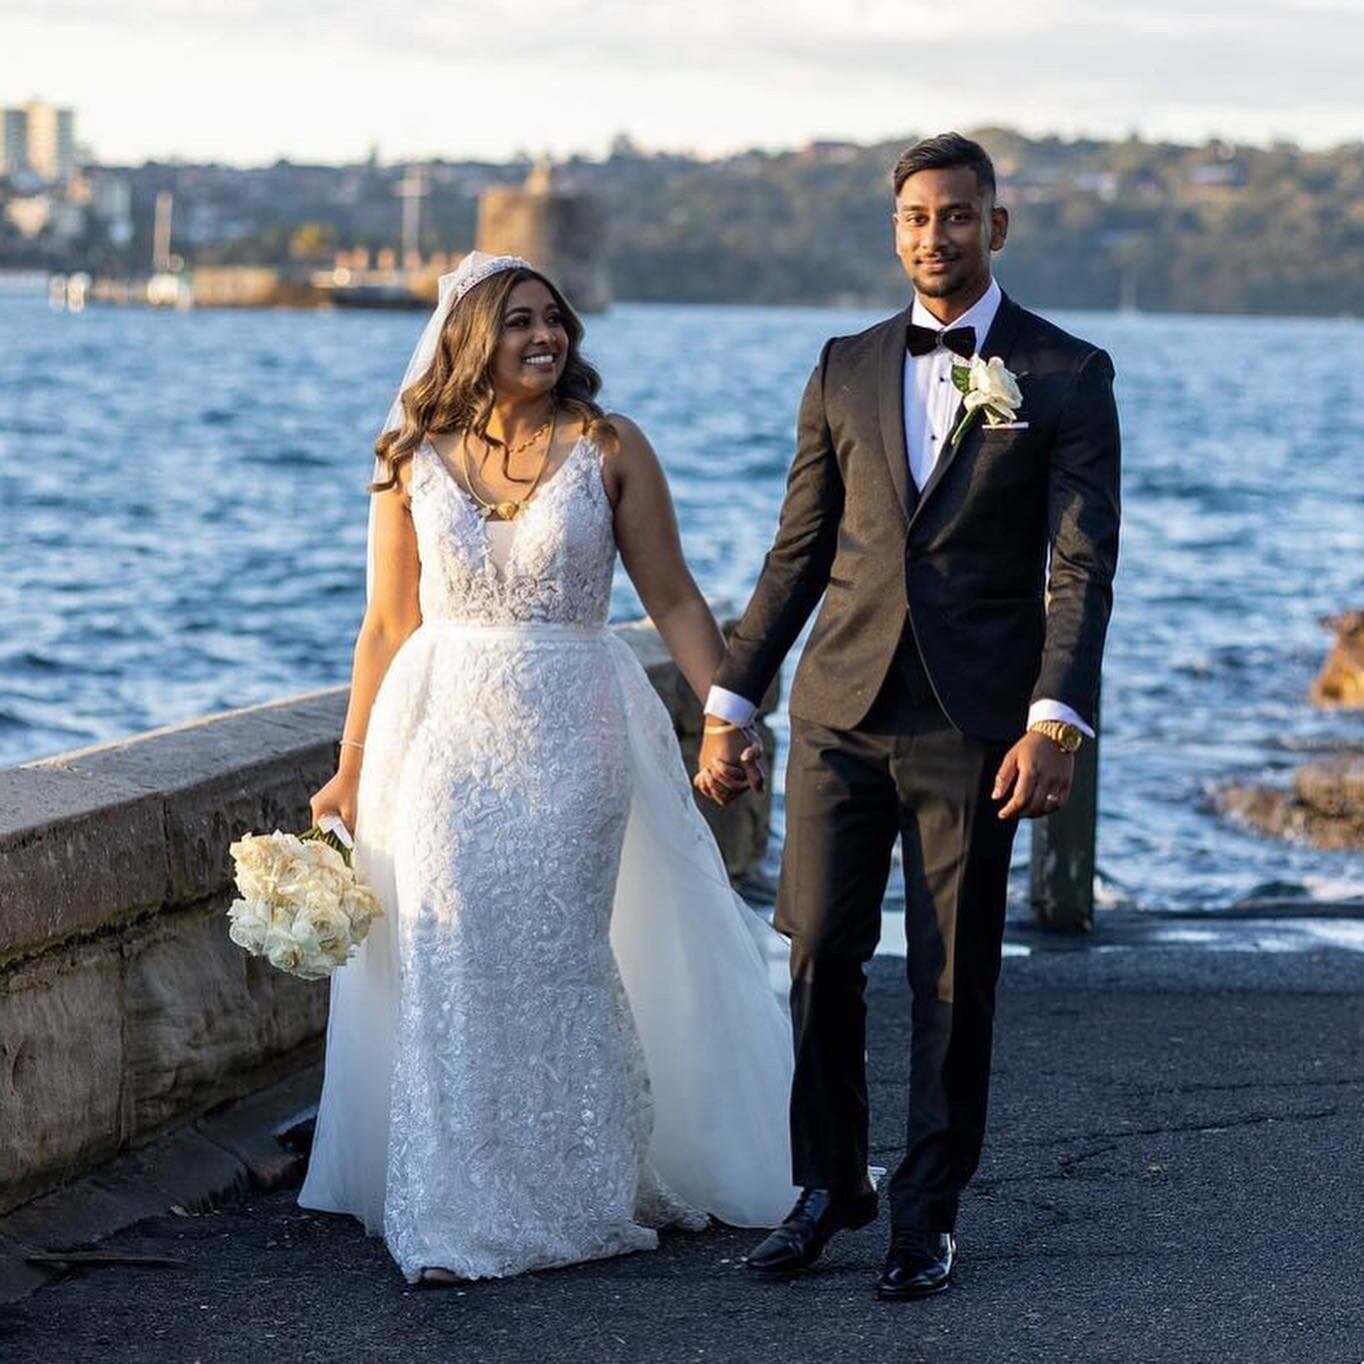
[697,133,1120,1299]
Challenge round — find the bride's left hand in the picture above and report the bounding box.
[309,767,360,838]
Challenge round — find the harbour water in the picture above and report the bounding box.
[2,296,1362,914]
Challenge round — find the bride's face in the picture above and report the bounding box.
[490,279,569,401]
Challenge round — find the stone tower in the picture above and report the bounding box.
[476,161,610,313]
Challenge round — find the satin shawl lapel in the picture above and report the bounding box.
[876,306,915,524]
[909,293,1026,530]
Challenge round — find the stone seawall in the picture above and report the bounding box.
[0,621,776,1215]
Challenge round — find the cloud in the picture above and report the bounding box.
[2,0,1360,160]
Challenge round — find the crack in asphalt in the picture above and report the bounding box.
[996,1105,1341,1149]
[1124,1075,1364,1097]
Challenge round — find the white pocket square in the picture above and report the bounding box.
[983,421,1029,431]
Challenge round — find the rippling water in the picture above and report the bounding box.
[2,296,1362,912]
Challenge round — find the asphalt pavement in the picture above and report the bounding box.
[3,919,1362,1364]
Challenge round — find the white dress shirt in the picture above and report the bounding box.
[706,277,1093,739]
[905,277,1002,492]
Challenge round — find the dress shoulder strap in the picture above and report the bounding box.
[404,437,438,498]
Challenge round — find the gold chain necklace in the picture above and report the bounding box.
[460,407,558,521]
[488,415,554,459]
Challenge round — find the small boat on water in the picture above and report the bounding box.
[326,281,430,310]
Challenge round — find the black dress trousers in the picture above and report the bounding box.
[776,632,1019,1231]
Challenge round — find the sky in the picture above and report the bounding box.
[2,0,1361,165]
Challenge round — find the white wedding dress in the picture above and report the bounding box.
[298,433,797,1282]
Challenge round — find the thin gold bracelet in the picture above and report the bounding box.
[703,723,739,735]
[339,738,365,752]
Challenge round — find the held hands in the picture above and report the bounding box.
[693,717,767,806]
[993,731,1074,821]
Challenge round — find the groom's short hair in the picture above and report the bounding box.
[893,133,997,200]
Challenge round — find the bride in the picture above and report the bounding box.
[298,251,796,1283]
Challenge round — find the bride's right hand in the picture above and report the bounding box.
[309,768,359,837]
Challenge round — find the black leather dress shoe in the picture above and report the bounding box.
[875,1228,956,1299]
[746,1183,879,1276]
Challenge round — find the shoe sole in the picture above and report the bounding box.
[746,1261,812,1279]
[874,1276,952,1301]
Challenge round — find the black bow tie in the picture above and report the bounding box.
[906,323,976,359]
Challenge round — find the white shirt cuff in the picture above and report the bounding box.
[705,686,758,729]
[1027,699,1095,739]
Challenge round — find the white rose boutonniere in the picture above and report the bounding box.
[949,355,1024,448]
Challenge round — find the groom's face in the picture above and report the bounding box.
[893,166,1008,303]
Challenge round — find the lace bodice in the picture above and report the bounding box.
[409,436,616,627]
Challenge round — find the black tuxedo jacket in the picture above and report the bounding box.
[714,292,1121,741]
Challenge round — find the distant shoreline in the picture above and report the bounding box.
[3,282,1357,326]
[10,129,1364,318]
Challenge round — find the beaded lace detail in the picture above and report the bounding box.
[409,436,615,627]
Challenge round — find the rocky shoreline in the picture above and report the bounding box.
[1219,752,1364,850]
[1217,612,1364,850]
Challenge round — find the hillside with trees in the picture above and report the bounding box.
[8,129,1363,315]
[583,129,1364,314]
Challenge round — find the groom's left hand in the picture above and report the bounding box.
[993,733,1074,820]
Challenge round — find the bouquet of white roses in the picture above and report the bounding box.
[226,815,381,979]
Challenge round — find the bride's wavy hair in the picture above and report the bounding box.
[370,267,614,494]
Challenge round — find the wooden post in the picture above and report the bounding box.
[1029,692,1099,932]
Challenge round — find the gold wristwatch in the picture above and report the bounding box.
[1028,719,1084,753]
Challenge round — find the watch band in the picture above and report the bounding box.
[1028,719,1084,753]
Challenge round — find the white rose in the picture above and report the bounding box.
[263,931,303,975]
[341,881,383,937]
[263,917,319,975]
[965,355,1022,418]
[278,862,348,916]
[229,831,302,903]
[226,897,272,954]
[296,902,354,965]
[294,913,342,977]
[293,946,337,981]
